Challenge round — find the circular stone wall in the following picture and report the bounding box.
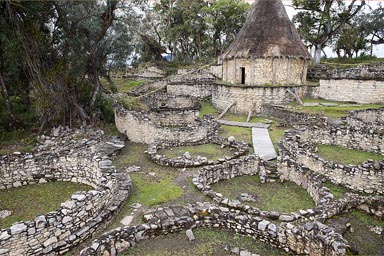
[146,136,249,168]
[0,128,130,255]
[278,124,384,194]
[114,105,220,144]
[211,83,308,115]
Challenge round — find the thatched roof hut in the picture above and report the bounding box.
[221,0,311,85]
[222,0,311,60]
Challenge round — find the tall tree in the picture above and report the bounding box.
[1,0,138,131]
[292,0,366,64]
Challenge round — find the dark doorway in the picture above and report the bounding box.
[240,67,246,84]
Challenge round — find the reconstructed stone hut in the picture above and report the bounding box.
[221,0,311,85]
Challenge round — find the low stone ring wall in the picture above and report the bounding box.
[80,202,349,256]
[114,104,220,144]
[0,129,131,255]
[146,136,249,168]
[346,108,384,130]
[192,154,335,222]
[279,125,384,194]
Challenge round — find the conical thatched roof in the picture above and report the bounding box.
[222,0,311,60]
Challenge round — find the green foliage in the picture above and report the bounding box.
[315,144,383,165]
[0,182,91,229]
[0,129,36,155]
[212,175,315,213]
[292,0,366,63]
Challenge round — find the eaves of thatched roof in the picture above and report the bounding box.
[222,0,311,60]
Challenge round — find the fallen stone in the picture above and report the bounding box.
[186,229,195,241]
[0,210,12,219]
[120,216,134,226]
[10,223,27,235]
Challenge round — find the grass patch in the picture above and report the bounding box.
[220,125,252,146]
[122,228,288,256]
[323,181,348,200]
[127,173,183,207]
[198,100,219,118]
[0,129,37,155]
[159,144,233,161]
[0,182,91,229]
[212,175,315,213]
[328,210,384,256]
[289,99,383,118]
[315,144,383,165]
[111,142,184,227]
[100,77,146,93]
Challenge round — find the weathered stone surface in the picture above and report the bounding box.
[10,223,27,235]
[186,229,195,241]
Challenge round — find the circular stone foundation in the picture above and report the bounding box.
[146,136,249,168]
[0,128,130,255]
[278,124,384,194]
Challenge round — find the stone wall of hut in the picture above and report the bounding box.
[222,57,308,85]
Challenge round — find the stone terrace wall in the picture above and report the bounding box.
[260,105,331,127]
[279,126,384,194]
[0,130,131,255]
[313,79,384,104]
[81,203,349,256]
[313,63,384,104]
[212,84,309,115]
[166,68,216,98]
[114,106,220,144]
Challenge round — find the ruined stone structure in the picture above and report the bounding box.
[147,136,249,168]
[310,63,384,103]
[0,128,130,255]
[221,0,311,86]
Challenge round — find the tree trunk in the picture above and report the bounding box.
[314,44,322,65]
[0,58,12,114]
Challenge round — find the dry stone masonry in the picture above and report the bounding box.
[0,127,131,255]
[146,136,249,168]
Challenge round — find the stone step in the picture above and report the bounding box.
[252,127,277,161]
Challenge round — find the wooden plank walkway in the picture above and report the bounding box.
[252,127,277,161]
[217,120,270,129]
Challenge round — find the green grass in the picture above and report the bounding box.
[198,100,219,118]
[159,144,233,161]
[289,99,383,118]
[111,142,184,227]
[0,182,91,229]
[328,210,384,256]
[122,228,288,256]
[315,144,383,165]
[220,125,252,146]
[323,181,348,200]
[127,173,183,207]
[321,56,384,70]
[0,129,37,155]
[212,175,315,213]
[100,77,146,94]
